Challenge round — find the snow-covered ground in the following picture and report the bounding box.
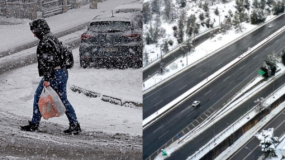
[0,47,142,136]
[143,0,275,66]
[0,0,139,53]
[154,62,285,160]
[144,22,256,90]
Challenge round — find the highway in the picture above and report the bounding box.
[143,28,219,81]
[166,73,285,160]
[228,106,285,160]
[143,15,285,119]
[143,18,285,159]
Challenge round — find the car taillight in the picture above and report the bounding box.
[81,34,94,40]
[122,34,140,39]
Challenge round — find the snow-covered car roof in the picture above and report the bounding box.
[114,4,142,13]
[91,12,140,22]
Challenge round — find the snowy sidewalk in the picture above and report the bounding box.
[0,0,138,55]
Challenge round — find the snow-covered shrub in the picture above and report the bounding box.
[255,128,279,158]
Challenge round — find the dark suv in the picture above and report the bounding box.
[79,12,142,69]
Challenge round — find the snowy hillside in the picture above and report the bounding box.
[143,0,283,66]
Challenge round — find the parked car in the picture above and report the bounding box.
[192,101,200,107]
[114,4,142,13]
[79,12,143,69]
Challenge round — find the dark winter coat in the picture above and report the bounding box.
[30,19,63,81]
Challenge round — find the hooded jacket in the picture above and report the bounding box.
[30,19,63,81]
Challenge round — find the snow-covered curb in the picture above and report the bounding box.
[143,20,285,128]
[155,67,285,160]
[70,85,142,108]
[143,13,284,93]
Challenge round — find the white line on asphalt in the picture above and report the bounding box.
[243,117,285,160]
[204,90,212,95]
[159,130,169,139]
[151,96,160,102]
[209,94,217,100]
[253,55,258,59]
[229,106,285,160]
[176,81,184,86]
[223,76,230,82]
[239,65,245,70]
[179,85,187,91]
[199,72,207,77]
[154,100,163,106]
[228,80,234,85]
[217,61,223,66]
[153,125,164,133]
[187,112,194,117]
[209,70,257,112]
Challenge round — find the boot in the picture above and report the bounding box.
[20,121,39,132]
[63,123,81,135]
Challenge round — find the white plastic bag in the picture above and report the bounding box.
[39,87,66,119]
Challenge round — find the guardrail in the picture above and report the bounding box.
[145,23,285,160]
[188,80,285,160]
[143,27,219,69]
[143,13,285,93]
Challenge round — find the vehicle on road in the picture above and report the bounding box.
[192,101,200,107]
[268,24,273,28]
[79,12,142,69]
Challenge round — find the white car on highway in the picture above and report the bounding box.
[192,101,200,107]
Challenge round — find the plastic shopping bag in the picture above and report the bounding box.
[38,87,66,119]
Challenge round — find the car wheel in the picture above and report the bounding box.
[97,58,104,68]
[80,61,88,69]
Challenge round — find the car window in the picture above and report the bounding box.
[89,21,131,32]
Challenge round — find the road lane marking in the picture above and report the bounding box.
[153,125,164,133]
[154,100,163,106]
[179,85,188,90]
[176,81,184,86]
[228,80,234,85]
[187,127,190,131]
[217,61,223,66]
[209,94,217,100]
[187,112,194,117]
[159,130,169,139]
[207,110,212,114]
[210,108,215,111]
[253,55,258,59]
[195,119,200,124]
[204,90,212,95]
[199,72,207,77]
[223,76,230,82]
[239,65,245,70]
[204,113,209,117]
[151,96,160,102]
[191,123,195,127]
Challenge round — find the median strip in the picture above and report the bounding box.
[143,24,285,129]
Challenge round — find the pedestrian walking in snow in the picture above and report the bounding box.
[20,19,81,135]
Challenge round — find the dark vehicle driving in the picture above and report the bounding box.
[79,12,143,69]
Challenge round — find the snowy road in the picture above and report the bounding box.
[0,47,142,159]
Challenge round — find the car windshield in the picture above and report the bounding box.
[89,21,131,32]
